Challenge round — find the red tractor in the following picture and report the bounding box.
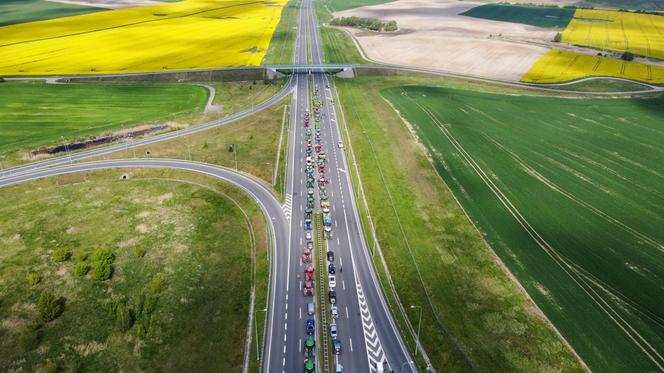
[303,281,314,296]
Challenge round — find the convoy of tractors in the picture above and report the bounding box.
[301,86,343,373]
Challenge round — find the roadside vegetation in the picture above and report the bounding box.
[461,3,575,28]
[315,0,368,64]
[333,75,584,372]
[0,0,104,27]
[330,16,397,32]
[263,0,300,65]
[381,83,664,372]
[0,169,269,372]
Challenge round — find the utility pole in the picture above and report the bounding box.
[254,308,268,360]
[411,305,422,357]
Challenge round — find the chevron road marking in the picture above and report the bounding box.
[356,282,386,372]
[283,193,292,221]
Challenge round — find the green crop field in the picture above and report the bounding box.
[461,4,574,28]
[0,169,265,372]
[382,85,664,372]
[324,0,394,12]
[0,81,206,155]
[0,0,104,27]
[334,76,583,372]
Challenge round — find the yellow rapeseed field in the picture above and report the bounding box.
[522,49,664,84]
[562,9,664,60]
[0,0,286,75]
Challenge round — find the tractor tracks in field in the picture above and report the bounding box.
[402,91,664,371]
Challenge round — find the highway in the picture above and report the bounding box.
[266,0,416,371]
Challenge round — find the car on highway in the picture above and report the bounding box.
[328,263,335,274]
[306,231,312,240]
[330,305,339,319]
[333,339,342,355]
[307,302,315,316]
[304,360,315,373]
[329,290,336,304]
[330,322,338,339]
[335,363,343,373]
[338,141,343,148]
[327,251,334,262]
[306,319,315,335]
[322,206,330,214]
[306,241,314,250]
[329,275,336,288]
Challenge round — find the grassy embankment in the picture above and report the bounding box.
[0,0,104,27]
[263,0,299,65]
[461,3,575,28]
[0,169,270,372]
[314,0,367,64]
[382,84,664,372]
[332,75,586,372]
[93,94,291,199]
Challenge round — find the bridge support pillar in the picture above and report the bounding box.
[266,68,286,80]
[334,67,355,79]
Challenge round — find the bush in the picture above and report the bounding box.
[91,261,113,281]
[74,251,88,262]
[92,248,114,264]
[52,248,72,262]
[37,291,64,322]
[74,263,89,277]
[384,20,398,32]
[40,360,59,373]
[134,247,146,258]
[115,300,134,332]
[27,273,41,286]
[621,52,635,61]
[150,273,166,294]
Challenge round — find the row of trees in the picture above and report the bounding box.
[330,16,398,32]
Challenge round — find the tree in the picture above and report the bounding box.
[621,52,635,61]
[553,32,562,42]
[92,248,114,264]
[37,291,64,322]
[74,263,89,276]
[91,261,113,281]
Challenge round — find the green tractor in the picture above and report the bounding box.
[304,359,315,373]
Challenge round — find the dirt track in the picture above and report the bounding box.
[334,0,563,81]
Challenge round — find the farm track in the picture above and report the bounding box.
[399,89,664,370]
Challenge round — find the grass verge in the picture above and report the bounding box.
[315,0,367,64]
[0,168,269,372]
[332,76,585,372]
[263,0,299,65]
